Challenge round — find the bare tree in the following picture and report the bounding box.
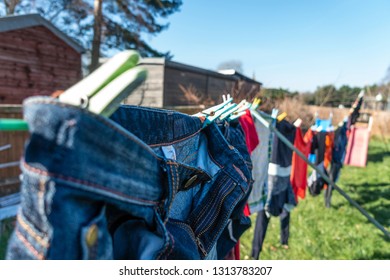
[2,0,20,14]
[90,0,103,72]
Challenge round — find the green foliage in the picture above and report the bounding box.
[263,87,298,100]
[309,84,361,107]
[0,218,14,259]
[240,139,390,260]
[0,0,182,58]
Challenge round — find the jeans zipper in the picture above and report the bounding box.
[196,237,208,257]
[195,182,237,256]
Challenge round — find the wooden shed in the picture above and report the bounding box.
[0,13,84,104]
[0,14,83,195]
[124,58,262,109]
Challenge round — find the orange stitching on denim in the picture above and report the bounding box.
[15,229,45,260]
[174,163,180,193]
[192,176,229,226]
[170,220,196,240]
[23,162,158,206]
[205,188,242,252]
[156,225,174,260]
[165,162,177,218]
[196,180,235,232]
[17,215,49,248]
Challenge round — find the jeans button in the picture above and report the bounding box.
[184,175,198,189]
[86,224,98,247]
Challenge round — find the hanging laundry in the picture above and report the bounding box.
[290,128,314,201]
[324,132,335,169]
[325,121,348,207]
[308,163,329,196]
[7,97,253,260]
[246,114,272,214]
[239,110,260,154]
[219,110,259,260]
[265,119,297,217]
[251,118,296,259]
[308,117,333,196]
[251,208,290,260]
[251,116,296,260]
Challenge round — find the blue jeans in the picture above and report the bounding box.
[7,97,252,260]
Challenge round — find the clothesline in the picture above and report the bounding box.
[250,109,390,240]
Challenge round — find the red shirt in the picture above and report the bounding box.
[291,128,313,201]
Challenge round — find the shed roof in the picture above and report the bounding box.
[138,57,262,86]
[0,13,84,53]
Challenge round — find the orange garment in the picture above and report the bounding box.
[290,128,314,201]
[324,132,335,169]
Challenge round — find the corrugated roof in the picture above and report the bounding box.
[0,13,84,53]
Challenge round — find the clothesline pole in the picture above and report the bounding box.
[251,110,390,240]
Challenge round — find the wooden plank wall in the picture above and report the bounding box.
[0,26,82,104]
[163,66,261,107]
[163,67,209,106]
[0,106,26,196]
[124,63,164,107]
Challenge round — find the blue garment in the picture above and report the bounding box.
[314,118,332,131]
[6,97,252,260]
[325,122,348,207]
[332,122,348,165]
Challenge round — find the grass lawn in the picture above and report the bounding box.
[0,139,389,259]
[240,138,390,259]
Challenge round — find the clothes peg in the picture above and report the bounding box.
[294,118,302,127]
[219,103,239,120]
[88,67,147,117]
[199,97,233,116]
[59,50,140,108]
[277,112,287,122]
[250,98,261,110]
[228,100,251,121]
[234,100,251,114]
[271,108,279,119]
[202,102,237,127]
[229,111,246,120]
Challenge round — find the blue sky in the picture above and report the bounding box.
[145,0,390,92]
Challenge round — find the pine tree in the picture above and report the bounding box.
[1,0,182,71]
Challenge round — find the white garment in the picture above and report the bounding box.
[247,118,270,214]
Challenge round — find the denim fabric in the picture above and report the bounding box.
[214,120,253,259]
[7,97,252,260]
[251,208,290,259]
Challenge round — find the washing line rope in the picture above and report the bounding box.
[251,109,390,240]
